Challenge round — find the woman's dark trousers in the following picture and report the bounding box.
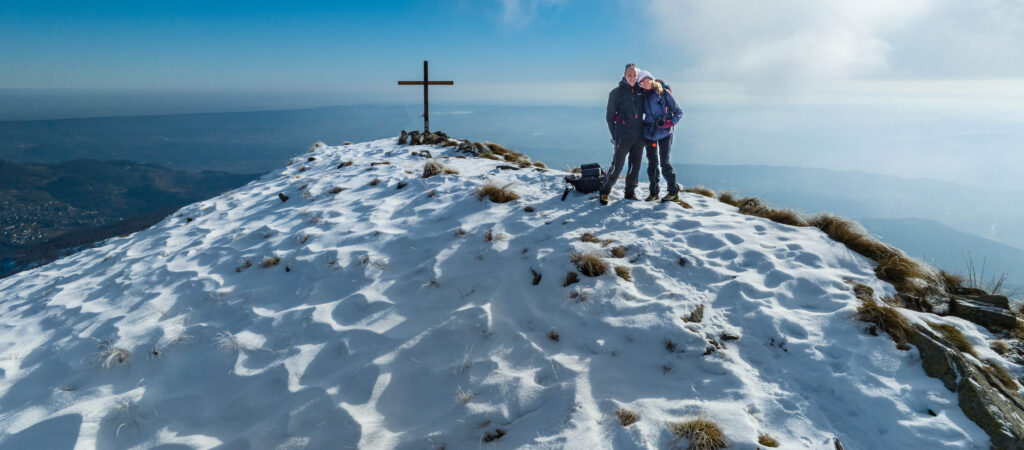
[600,138,645,197]
[645,135,678,196]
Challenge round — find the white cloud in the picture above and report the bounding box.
[498,0,567,27]
[645,0,932,86]
[644,0,1024,89]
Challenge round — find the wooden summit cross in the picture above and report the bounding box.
[397,60,453,133]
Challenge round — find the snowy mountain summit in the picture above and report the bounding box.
[1,137,1021,449]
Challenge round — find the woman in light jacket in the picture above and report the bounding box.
[638,72,684,202]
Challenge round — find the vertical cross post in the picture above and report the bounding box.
[398,61,454,133]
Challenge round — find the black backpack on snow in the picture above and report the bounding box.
[562,163,605,200]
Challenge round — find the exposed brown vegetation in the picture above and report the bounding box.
[571,252,607,277]
[369,178,380,186]
[940,270,964,292]
[337,160,354,169]
[717,191,740,207]
[484,229,505,242]
[983,360,1018,389]
[261,255,281,268]
[524,206,535,213]
[547,330,560,342]
[616,408,639,427]
[873,251,931,296]
[370,161,391,166]
[610,246,627,258]
[329,186,346,194]
[991,340,1010,355]
[683,304,705,323]
[563,271,580,287]
[736,197,806,226]
[580,232,601,243]
[533,161,547,168]
[929,322,976,356]
[615,266,632,282]
[684,185,715,198]
[477,183,520,203]
[758,433,780,447]
[855,297,912,350]
[422,160,459,178]
[667,417,727,450]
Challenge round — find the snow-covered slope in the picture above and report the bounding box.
[0,139,996,448]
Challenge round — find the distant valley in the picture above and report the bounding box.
[0,159,257,277]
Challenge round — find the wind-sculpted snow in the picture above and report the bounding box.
[0,139,993,448]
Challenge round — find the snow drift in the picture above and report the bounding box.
[0,138,1014,449]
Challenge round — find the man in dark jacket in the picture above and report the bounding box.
[599,63,646,205]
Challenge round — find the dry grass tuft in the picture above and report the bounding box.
[615,266,632,282]
[684,185,715,198]
[929,322,976,356]
[370,161,391,166]
[96,340,131,368]
[337,160,354,169]
[484,229,506,242]
[369,178,380,186]
[991,340,1010,355]
[422,160,459,178]
[758,433,780,447]
[806,214,891,260]
[855,297,912,350]
[616,408,640,427]
[667,417,728,450]
[261,255,281,268]
[547,330,560,342]
[610,246,627,258]
[983,360,1018,389]
[873,251,931,295]
[477,182,520,203]
[533,161,547,168]
[737,197,806,226]
[571,252,607,277]
[563,271,580,287]
[683,304,705,323]
[940,270,964,292]
[580,232,601,243]
[329,186,346,194]
[524,205,535,213]
[717,191,740,207]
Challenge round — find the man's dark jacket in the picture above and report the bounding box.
[606,77,645,142]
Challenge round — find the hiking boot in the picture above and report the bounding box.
[661,192,679,202]
[599,194,610,205]
[624,193,640,201]
[644,193,659,202]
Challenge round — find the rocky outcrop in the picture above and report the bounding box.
[907,324,1024,449]
[949,294,1022,333]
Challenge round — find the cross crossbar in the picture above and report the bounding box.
[398,81,454,85]
[397,61,453,132]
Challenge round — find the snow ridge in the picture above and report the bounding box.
[0,139,991,448]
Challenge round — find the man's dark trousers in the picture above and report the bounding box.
[645,136,679,196]
[600,138,645,197]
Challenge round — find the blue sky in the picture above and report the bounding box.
[4,0,1024,106]
[0,1,660,98]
